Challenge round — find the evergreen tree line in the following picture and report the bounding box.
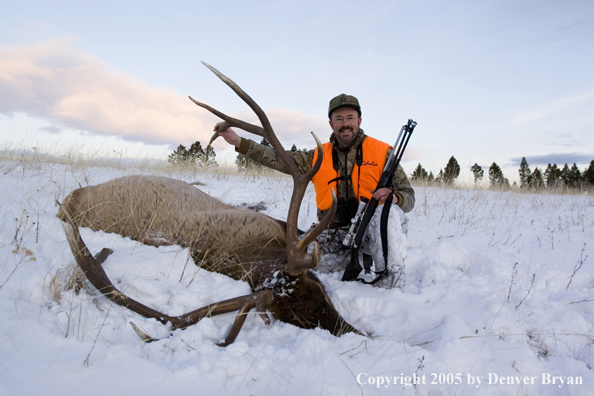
[515,157,594,191]
[410,156,594,191]
[168,142,594,192]
[410,156,462,186]
[167,141,218,168]
[168,138,307,171]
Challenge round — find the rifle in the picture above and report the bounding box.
[341,119,417,283]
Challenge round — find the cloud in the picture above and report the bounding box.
[508,88,594,126]
[509,153,593,167]
[0,39,326,148]
[39,124,62,134]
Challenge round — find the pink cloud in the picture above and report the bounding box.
[0,39,327,148]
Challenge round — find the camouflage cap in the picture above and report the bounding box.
[328,94,361,118]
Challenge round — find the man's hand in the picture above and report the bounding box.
[371,187,398,205]
[214,123,241,148]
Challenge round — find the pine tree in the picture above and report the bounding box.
[203,145,218,167]
[235,153,261,171]
[443,156,460,185]
[518,157,531,189]
[560,163,571,188]
[187,141,205,166]
[434,169,444,185]
[489,162,507,189]
[531,167,544,190]
[569,163,581,189]
[410,163,429,183]
[470,163,484,186]
[544,163,561,188]
[168,144,189,165]
[583,159,594,186]
[235,138,270,171]
[168,141,218,168]
[544,164,551,186]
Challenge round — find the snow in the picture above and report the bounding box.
[1,158,593,396]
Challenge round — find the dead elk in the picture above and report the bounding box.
[58,63,358,346]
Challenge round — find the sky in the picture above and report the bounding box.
[1,0,593,182]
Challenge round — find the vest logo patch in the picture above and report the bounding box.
[361,160,378,167]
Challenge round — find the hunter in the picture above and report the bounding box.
[215,94,415,288]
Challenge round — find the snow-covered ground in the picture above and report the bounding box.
[1,158,593,396]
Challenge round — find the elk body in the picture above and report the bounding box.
[58,63,358,346]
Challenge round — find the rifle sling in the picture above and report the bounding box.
[342,193,393,285]
[329,144,363,186]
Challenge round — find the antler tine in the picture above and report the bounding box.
[295,189,337,251]
[287,131,336,263]
[285,188,337,274]
[303,131,325,181]
[175,289,273,346]
[188,96,266,140]
[282,132,322,248]
[200,61,300,177]
[58,203,184,329]
[285,130,335,249]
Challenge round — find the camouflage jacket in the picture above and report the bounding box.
[237,130,415,227]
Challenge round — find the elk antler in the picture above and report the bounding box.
[59,203,184,328]
[59,202,273,346]
[190,62,337,275]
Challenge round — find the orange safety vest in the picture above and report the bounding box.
[312,136,391,211]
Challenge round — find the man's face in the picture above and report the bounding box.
[329,107,362,148]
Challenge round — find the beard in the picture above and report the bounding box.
[335,125,358,147]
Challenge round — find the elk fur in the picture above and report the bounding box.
[57,175,357,338]
[58,175,286,256]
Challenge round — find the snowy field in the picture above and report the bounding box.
[1,157,593,396]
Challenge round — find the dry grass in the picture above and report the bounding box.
[48,262,87,303]
[5,143,589,195]
[0,144,293,181]
[0,144,166,173]
[410,179,593,196]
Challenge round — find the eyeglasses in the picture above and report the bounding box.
[332,115,358,124]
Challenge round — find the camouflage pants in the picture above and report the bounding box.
[310,204,408,289]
